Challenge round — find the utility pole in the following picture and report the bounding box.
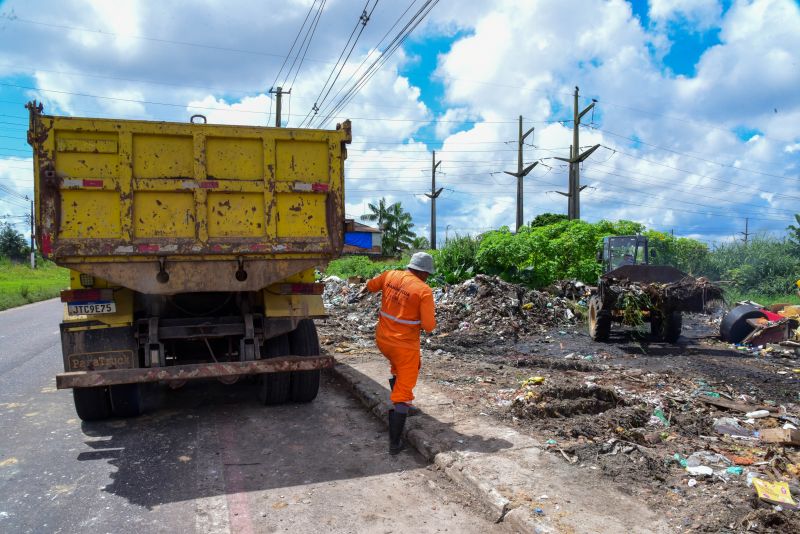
[29,198,35,269]
[739,218,750,244]
[555,87,601,219]
[269,86,291,127]
[425,151,443,249]
[504,115,537,232]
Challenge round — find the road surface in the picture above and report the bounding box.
[0,299,507,533]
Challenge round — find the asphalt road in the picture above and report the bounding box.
[0,299,506,533]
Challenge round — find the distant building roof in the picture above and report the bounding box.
[345,219,382,233]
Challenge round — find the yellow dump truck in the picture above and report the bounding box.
[26,101,351,420]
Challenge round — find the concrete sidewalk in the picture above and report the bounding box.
[332,350,673,534]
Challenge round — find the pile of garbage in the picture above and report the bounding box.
[502,367,800,531]
[321,274,577,340]
[601,275,723,313]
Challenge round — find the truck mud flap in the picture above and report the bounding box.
[56,355,334,389]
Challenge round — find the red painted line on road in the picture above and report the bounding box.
[216,414,255,534]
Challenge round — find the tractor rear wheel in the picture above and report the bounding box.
[589,296,611,342]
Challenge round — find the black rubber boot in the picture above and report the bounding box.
[388,376,420,417]
[388,409,407,455]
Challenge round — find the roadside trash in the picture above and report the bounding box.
[534,508,545,515]
[751,478,797,506]
[673,453,688,468]
[521,376,546,386]
[728,455,755,466]
[713,417,753,437]
[745,409,771,419]
[686,451,730,468]
[688,478,698,487]
[546,439,557,446]
[759,427,800,446]
[686,465,713,476]
[651,408,670,427]
[726,466,744,476]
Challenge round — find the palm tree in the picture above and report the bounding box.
[410,236,430,250]
[360,198,390,230]
[361,199,416,256]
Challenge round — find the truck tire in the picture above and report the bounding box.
[288,319,321,403]
[73,387,112,421]
[109,384,143,417]
[652,311,682,343]
[589,296,611,342]
[720,304,767,343]
[259,334,291,405]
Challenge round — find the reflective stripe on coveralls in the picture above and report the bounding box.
[366,270,435,404]
[380,311,421,325]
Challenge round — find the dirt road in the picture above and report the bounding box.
[0,300,509,533]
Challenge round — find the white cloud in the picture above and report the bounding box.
[648,0,723,29]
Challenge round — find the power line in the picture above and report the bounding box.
[302,0,377,127]
[283,0,328,90]
[314,0,441,127]
[270,0,321,90]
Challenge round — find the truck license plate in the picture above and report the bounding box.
[67,302,116,316]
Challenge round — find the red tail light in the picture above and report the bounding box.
[60,289,114,303]
[274,283,325,295]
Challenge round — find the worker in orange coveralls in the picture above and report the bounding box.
[366,252,436,455]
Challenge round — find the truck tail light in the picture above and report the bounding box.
[60,288,113,303]
[275,283,325,295]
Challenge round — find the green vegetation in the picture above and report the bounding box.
[327,214,800,305]
[0,258,69,311]
[325,255,406,280]
[0,222,30,261]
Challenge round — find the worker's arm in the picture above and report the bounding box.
[419,288,436,332]
[366,271,388,293]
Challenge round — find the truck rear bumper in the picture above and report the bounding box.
[56,355,334,389]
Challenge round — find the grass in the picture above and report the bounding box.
[0,259,69,311]
[724,290,800,307]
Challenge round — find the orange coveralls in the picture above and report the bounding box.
[366,270,436,404]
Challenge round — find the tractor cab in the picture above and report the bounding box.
[599,235,649,274]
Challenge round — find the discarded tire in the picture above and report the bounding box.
[589,296,611,342]
[288,319,322,403]
[259,334,291,405]
[73,386,111,421]
[720,304,767,344]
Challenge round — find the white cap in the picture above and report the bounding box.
[408,251,435,274]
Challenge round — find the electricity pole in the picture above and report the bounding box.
[270,86,291,127]
[555,87,601,219]
[425,151,443,249]
[739,218,750,244]
[29,198,35,269]
[504,115,537,232]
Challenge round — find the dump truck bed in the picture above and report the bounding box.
[27,103,350,294]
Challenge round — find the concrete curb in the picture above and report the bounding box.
[330,362,552,533]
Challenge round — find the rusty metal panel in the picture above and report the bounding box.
[26,102,350,292]
[56,355,334,389]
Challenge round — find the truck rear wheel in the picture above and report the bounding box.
[109,384,143,417]
[589,296,611,342]
[73,387,112,421]
[259,334,291,405]
[288,319,321,403]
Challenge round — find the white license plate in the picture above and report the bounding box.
[67,302,116,316]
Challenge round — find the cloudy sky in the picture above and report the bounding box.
[0,0,798,245]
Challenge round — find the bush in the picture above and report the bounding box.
[476,219,645,287]
[325,255,405,279]
[703,237,799,297]
[430,235,481,284]
[644,230,709,275]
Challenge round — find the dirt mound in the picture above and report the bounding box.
[511,383,624,419]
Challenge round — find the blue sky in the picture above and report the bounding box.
[0,0,798,244]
